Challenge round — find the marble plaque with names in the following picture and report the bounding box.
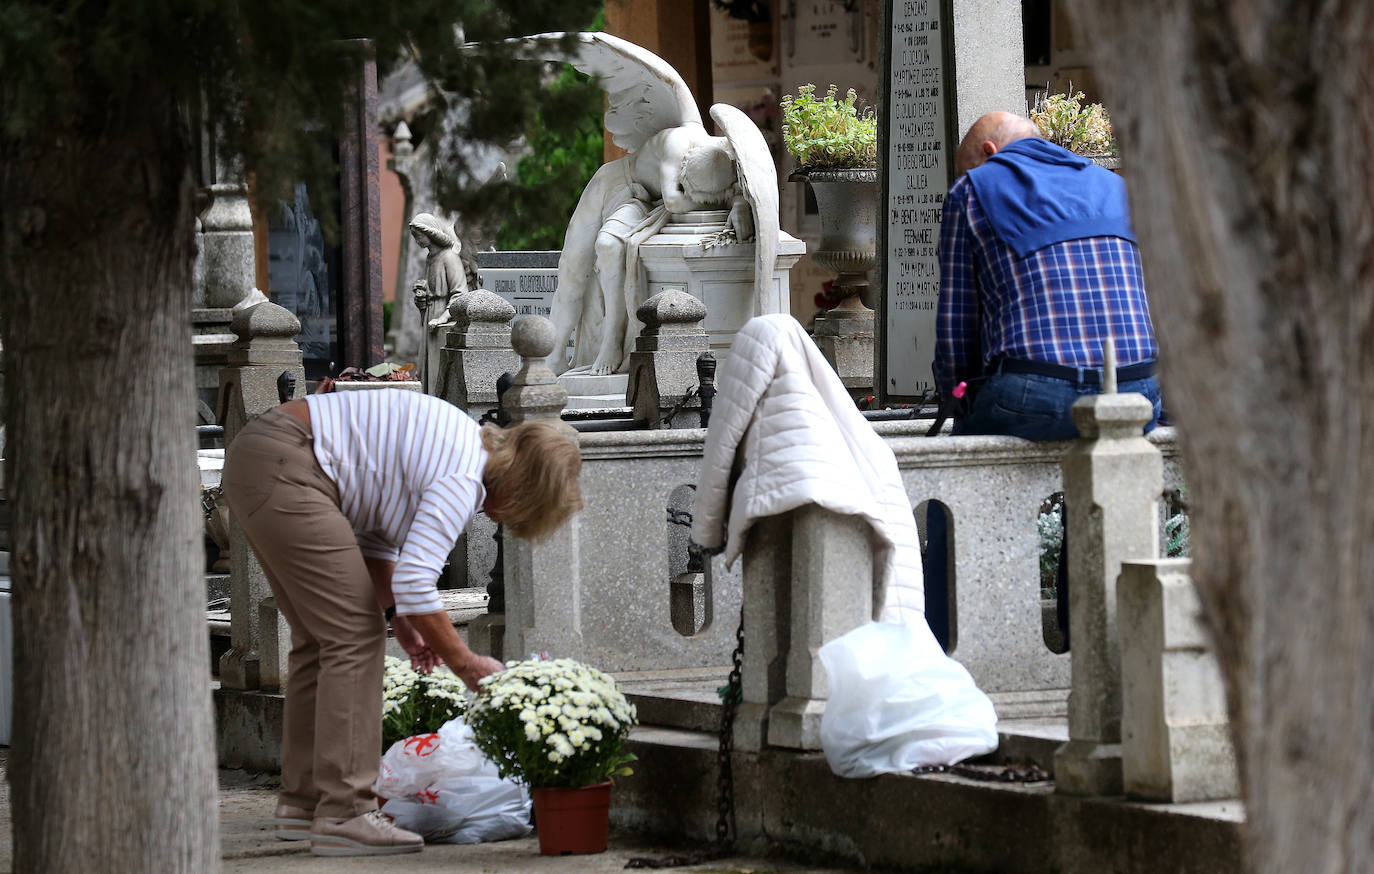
[882,0,953,399]
[476,251,560,319]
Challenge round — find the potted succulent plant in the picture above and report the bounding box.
[781,84,879,313]
[1030,88,1119,170]
[466,658,637,856]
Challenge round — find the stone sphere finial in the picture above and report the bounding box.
[511,315,556,359]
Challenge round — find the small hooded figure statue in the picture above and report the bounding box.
[408,213,467,389]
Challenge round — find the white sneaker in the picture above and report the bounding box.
[310,810,424,856]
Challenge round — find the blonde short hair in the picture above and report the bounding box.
[480,422,583,541]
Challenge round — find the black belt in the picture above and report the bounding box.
[994,357,1155,386]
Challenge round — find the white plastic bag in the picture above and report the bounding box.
[818,620,999,778]
[375,717,532,843]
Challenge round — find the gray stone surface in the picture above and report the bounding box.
[1055,392,1163,796]
[812,308,875,398]
[616,726,1244,874]
[216,296,305,691]
[950,0,1028,136]
[767,506,874,750]
[502,429,742,673]
[502,315,575,434]
[1120,558,1239,803]
[199,182,257,309]
[434,288,519,413]
[626,289,709,428]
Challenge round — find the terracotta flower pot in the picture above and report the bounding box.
[531,781,612,856]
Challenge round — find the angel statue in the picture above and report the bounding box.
[516,32,780,376]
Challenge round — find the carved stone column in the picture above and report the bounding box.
[625,288,709,428]
[216,295,305,691]
[435,288,520,416]
[1054,389,1162,795]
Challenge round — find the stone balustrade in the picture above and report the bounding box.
[215,292,305,692]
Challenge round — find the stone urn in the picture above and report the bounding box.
[795,167,878,398]
[797,167,879,313]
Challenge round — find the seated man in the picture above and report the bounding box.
[926,111,1162,649]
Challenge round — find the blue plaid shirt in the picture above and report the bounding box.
[934,174,1157,397]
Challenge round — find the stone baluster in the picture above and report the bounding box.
[435,288,520,415]
[1054,386,1162,795]
[735,505,875,751]
[1119,558,1239,802]
[215,294,305,691]
[469,316,579,661]
[625,289,710,428]
[194,177,258,414]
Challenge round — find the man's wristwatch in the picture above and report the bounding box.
[384,605,396,622]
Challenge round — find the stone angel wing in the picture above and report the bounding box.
[711,102,779,313]
[517,31,703,153]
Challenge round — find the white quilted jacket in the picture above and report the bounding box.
[690,314,926,626]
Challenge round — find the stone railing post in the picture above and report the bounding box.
[812,304,874,402]
[472,316,579,661]
[625,289,709,428]
[1054,388,1162,795]
[735,505,874,751]
[1119,558,1239,802]
[216,294,305,691]
[435,288,520,415]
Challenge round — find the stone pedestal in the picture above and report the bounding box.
[1054,391,1162,796]
[435,289,519,415]
[195,182,257,414]
[812,303,875,400]
[736,506,874,751]
[626,289,709,428]
[215,295,305,690]
[493,316,577,660]
[638,211,805,361]
[1119,559,1239,802]
[558,372,630,411]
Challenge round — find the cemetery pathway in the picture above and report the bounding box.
[0,752,868,873]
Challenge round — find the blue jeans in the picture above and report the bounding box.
[953,372,1162,440]
[923,372,1162,651]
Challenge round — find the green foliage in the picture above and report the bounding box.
[780,84,877,171]
[0,0,602,240]
[1030,89,1117,157]
[1037,493,1064,598]
[491,63,605,250]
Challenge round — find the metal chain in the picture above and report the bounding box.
[659,385,701,429]
[666,507,693,527]
[624,610,743,870]
[716,610,744,845]
[911,762,1052,783]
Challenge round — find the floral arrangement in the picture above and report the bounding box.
[466,658,637,788]
[780,84,878,171]
[1030,89,1116,157]
[382,656,469,750]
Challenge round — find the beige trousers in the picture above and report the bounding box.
[221,406,385,819]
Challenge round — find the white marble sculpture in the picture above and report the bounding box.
[409,213,467,387]
[520,32,780,376]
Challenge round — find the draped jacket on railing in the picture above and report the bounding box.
[690,314,926,627]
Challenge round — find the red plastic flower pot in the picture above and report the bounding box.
[531,781,612,856]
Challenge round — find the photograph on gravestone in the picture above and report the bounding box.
[877,0,957,402]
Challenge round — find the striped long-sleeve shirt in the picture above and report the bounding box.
[934,174,1157,397]
[304,389,488,615]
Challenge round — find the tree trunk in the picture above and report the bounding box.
[0,95,220,869]
[1060,2,1374,871]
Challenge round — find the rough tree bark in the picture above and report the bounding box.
[0,93,220,868]
[1060,2,1374,871]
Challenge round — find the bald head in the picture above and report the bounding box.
[955,112,1040,176]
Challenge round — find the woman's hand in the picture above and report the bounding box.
[454,653,505,692]
[390,614,440,673]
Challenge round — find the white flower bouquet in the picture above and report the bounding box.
[466,658,637,788]
[382,656,469,750]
